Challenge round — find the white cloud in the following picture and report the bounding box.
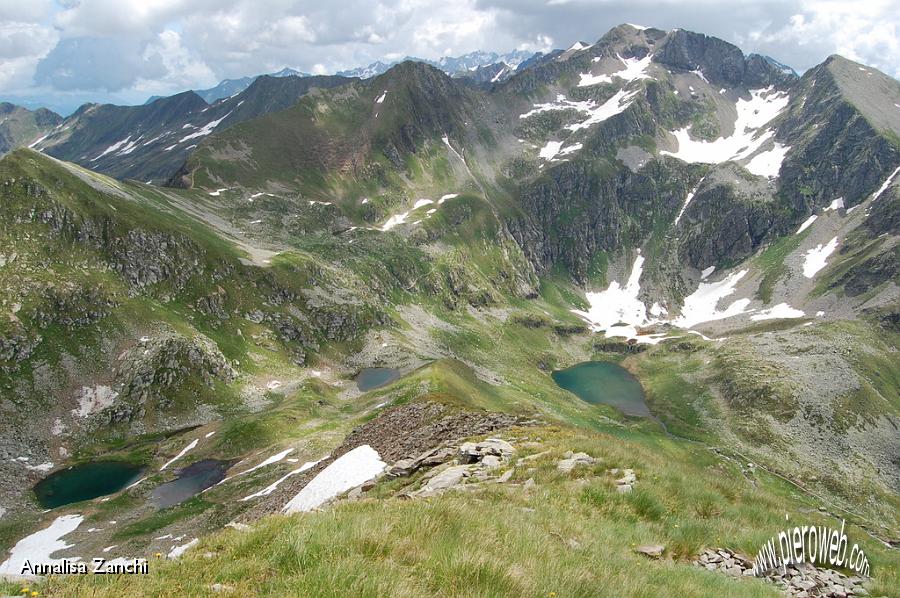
[744,0,899,77]
[1,0,896,115]
[0,21,58,88]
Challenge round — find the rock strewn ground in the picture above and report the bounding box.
[242,401,534,519]
[695,547,872,597]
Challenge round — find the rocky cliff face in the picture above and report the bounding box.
[776,56,900,214]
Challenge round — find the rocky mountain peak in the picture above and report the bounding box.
[654,28,796,88]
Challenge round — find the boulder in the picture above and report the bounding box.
[557,452,596,472]
[635,544,665,558]
[412,465,472,497]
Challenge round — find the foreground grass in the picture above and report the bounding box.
[44,426,899,597]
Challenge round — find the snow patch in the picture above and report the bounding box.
[439,193,458,203]
[92,136,133,162]
[701,266,716,280]
[241,459,322,501]
[571,254,658,342]
[160,439,199,471]
[870,165,900,201]
[672,270,751,328]
[660,87,789,165]
[796,215,817,234]
[381,211,410,231]
[566,88,639,131]
[25,462,54,473]
[28,133,50,149]
[750,303,805,321]
[577,53,651,87]
[375,91,387,104]
[218,448,293,487]
[539,141,562,160]
[179,111,232,143]
[690,69,709,83]
[0,514,84,575]
[167,538,198,560]
[824,197,844,211]
[745,143,790,178]
[282,445,386,513]
[675,179,704,225]
[802,237,838,278]
[413,199,433,209]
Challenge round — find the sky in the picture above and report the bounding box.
[1,0,897,115]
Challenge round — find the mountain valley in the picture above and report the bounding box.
[0,23,898,597]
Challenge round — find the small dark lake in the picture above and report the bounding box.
[34,461,144,509]
[356,367,400,391]
[150,459,232,509]
[552,361,651,418]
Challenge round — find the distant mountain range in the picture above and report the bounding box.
[337,49,537,80]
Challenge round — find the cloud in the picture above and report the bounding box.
[1,0,896,115]
[0,21,58,88]
[35,37,166,92]
[740,0,899,77]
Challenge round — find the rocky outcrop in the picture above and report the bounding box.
[507,157,696,280]
[832,246,899,297]
[30,284,117,329]
[3,177,208,292]
[677,173,778,270]
[96,332,236,424]
[654,29,795,88]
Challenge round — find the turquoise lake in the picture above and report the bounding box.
[356,367,400,391]
[551,361,651,418]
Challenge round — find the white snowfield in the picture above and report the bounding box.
[241,459,322,501]
[750,303,805,321]
[282,445,386,514]
[566,89,639,132]
[179,111,232,143]
[871,166,900,200]
[745,142,790,178]
[579,53,652,87]
[572,253,657,342]
[661,87,789,166]
[0,514,84,575]
[167,538,198,560]
[92,135,137,162]
[375,90,388,104]
[215,448,294,488]
[796,215,817,234]
[671,270,751,328]
[674,179,704,225]
[539,140,583,161]
[160,438,199,471]
[572,252,808,342]
[519,87,638,133]
[803,237,839,278]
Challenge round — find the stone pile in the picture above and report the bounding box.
[357,437,521,499]
[609,467,636,493]
[694,548,870,597]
